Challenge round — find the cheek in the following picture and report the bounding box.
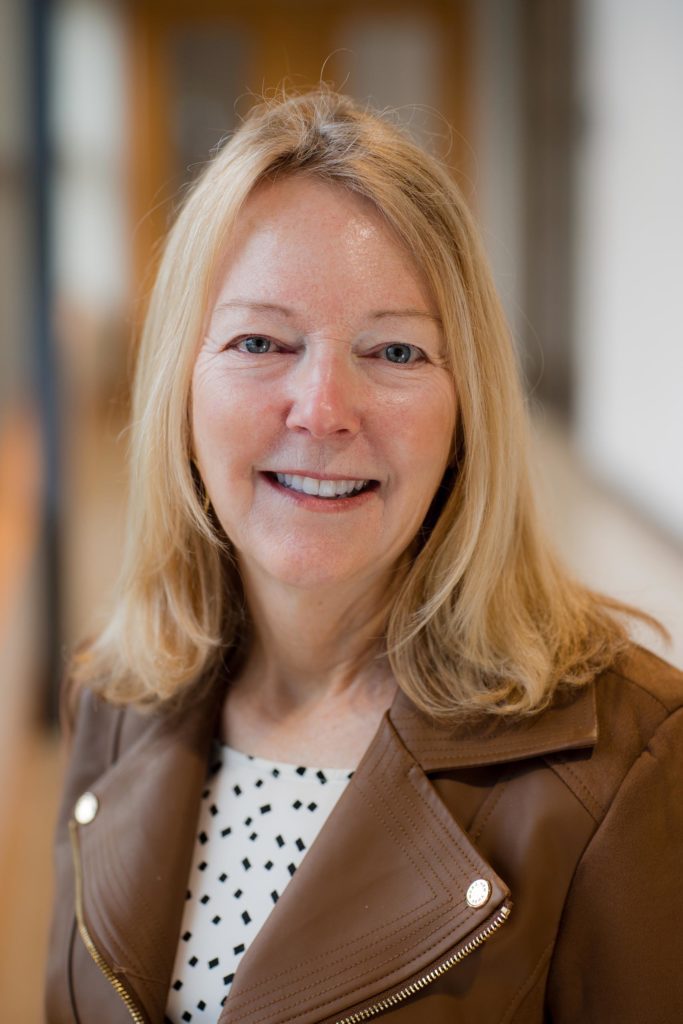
[191,366,284,488]
[383,379,456,484]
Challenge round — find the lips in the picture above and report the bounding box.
[262,471,382,503]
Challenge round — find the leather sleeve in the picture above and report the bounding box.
[545,707,683,1021]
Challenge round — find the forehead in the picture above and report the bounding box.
[211,175,437,318]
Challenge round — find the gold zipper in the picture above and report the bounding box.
[334,902,512,1024]
[69,820,147,1024]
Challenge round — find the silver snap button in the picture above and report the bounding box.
[74,791,99,825]
[466,878,491,909]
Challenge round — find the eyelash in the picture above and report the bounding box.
[231,336,427,365]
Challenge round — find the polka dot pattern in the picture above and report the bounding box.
[164,743,353,1021]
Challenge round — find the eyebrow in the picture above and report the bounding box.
[213,300,442,325]
[213,300,295,317]
[371,308,442,325]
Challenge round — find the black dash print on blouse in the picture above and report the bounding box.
[182,1012,191,1022]
[167,745,353,1018]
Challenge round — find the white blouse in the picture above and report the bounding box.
[164,743,354,1023]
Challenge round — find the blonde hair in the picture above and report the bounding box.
[74,88,658,719]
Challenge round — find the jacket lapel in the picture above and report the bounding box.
[72,687,222,1023]
[218,713,510,1024]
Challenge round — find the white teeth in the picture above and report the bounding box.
[274,473,370,498]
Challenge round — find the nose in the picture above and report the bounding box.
[285,349,362,438]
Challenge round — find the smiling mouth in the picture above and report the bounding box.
[268,472,377,499]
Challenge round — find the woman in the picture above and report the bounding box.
[46,90,683,1023]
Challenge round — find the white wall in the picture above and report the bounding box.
[51,0,129,314]
[574,0,683,541]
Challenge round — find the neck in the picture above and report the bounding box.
[232,564,399,713]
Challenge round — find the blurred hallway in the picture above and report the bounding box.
[1,0,681,1019]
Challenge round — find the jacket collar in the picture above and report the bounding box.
[390,679,598,770]
[73,677,598,1023]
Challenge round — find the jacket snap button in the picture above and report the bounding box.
[74,791,99,824]
[466,878,491,908]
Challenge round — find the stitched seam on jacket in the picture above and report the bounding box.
[229,737,477,1009]
[228,731,446,997]
[606,666,675,715]
[469,779,509,844]
[406,769,484,879]
[233,794,466,1004]
[546,760,603,823]
[246,915,494,1024]
[544,711,682,1005]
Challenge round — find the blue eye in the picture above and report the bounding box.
[383,343,420,364]
[239,336,272,354]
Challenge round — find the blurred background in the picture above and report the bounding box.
[1,0,681,1017]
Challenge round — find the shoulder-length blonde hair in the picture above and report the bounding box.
[74,88,655,719]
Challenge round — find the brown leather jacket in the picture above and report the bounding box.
[46,645,683,1023]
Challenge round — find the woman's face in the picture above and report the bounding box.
[192,176,456,594]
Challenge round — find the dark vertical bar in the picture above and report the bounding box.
[521,0,578,418]
[29,0,63,725]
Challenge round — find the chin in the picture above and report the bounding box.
[245,540,383,593]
